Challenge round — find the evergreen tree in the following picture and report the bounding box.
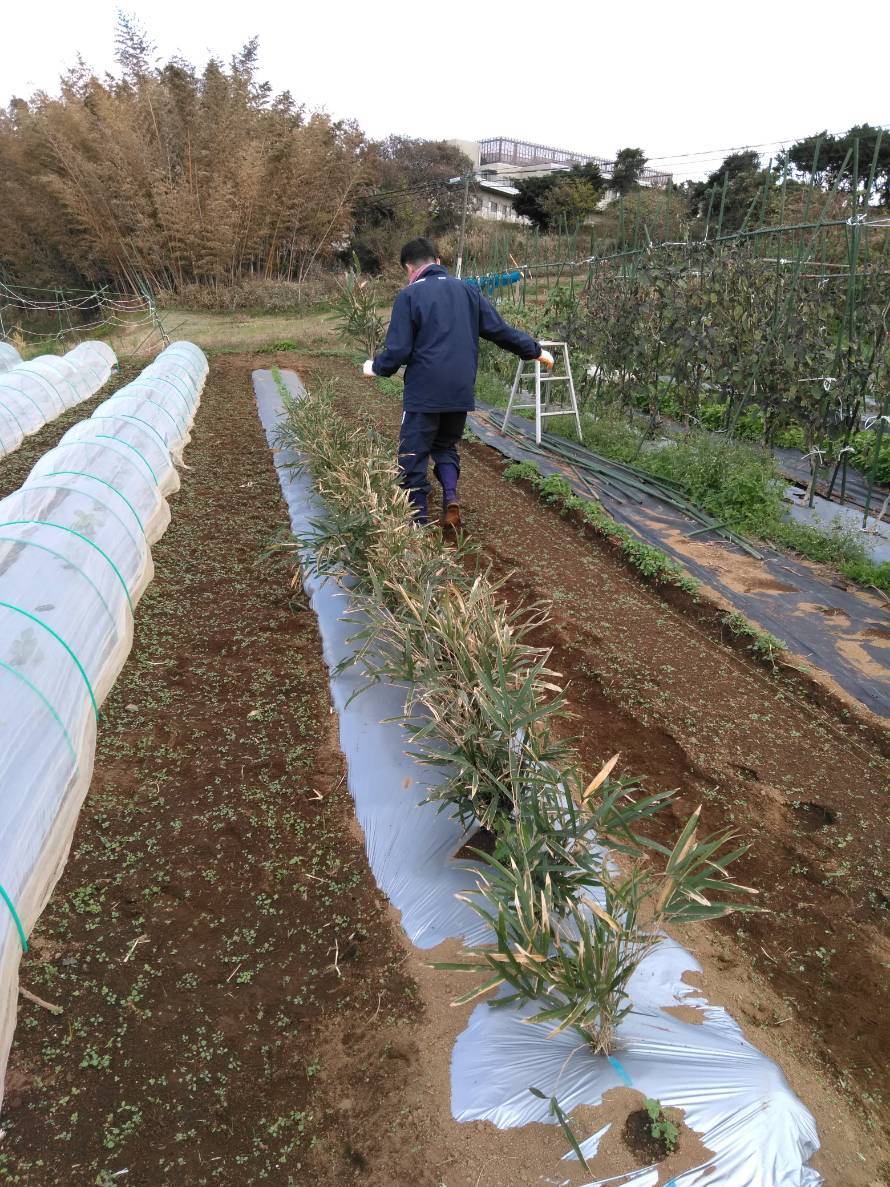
[689,150,765,232]
[782,124,890,206]
[611,147,647,195]
[515,162,604,231]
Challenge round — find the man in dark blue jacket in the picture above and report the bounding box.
[363,237,552,530]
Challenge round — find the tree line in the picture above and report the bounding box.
[0,17,469,294]
[512,128,890,234]
[1,15,886,292]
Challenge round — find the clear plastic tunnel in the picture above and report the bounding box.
[0,341,207,1105]
[0,342,118,462]
[59,417,181,498]
[65,341,117,372]
[0,344,22,373]
[89,392,191,462]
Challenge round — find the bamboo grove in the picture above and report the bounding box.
[0,21,469,298]
[278,380,755,1058]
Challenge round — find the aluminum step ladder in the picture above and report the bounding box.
[501,341,582,445]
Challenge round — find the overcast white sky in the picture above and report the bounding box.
[3,0,889,180]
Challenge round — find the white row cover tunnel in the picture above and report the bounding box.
[0,344,22,373]
[0,342,118,460]
[0,341,208,1101]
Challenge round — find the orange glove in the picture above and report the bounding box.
[538,349,555,369]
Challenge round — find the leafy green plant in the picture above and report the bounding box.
[645,1097,679,1153]
[849,430,890,486]
[343,566,572,833]
[443,802,754,1053]
[334,255,386,357]
[721,611,787,668]
[640,432,786,530]
[528,1087,591,1172]
[373,375,402,398]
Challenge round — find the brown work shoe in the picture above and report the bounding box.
[441,501,462,543]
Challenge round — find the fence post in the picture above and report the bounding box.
[139,280,170,348]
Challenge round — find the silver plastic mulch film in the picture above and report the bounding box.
[253,369,823,1187]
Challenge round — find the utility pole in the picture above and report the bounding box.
[455,171,471,279]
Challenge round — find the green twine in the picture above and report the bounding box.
[41,471,145,534]
[0,659,77,763]
[0,884,28,952]
[0,520,135,613]
[0,602,98,720]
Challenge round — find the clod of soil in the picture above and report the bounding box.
[792,801,838,830]
[735,764,760,782]
[453,827,499,861]
[623,1106,684,1164]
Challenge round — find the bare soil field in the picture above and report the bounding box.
[2,350,888,1186]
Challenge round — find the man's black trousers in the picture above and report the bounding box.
[397,410,467,508]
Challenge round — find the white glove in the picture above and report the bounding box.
[538,349,555,369]
[362,359,375,377]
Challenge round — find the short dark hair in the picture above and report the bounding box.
[399,237,438,268]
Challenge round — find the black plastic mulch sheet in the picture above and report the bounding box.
[773,445,889,513]
[470,405,890,718]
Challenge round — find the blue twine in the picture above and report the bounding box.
[607,1054,634,1088]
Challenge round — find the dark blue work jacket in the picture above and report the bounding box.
[371,264,541,412]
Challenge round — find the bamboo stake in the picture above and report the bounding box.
[20,986,63,1015]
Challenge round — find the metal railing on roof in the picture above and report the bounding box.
[478,136,673,187]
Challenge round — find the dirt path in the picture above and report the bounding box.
[295,352,890,1179]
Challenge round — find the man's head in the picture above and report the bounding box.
[400,237,439,273]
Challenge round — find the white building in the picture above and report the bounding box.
[475,176,524,222]
[448,136,673,221]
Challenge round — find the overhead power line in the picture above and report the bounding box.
[362,122,890,205]
[645,123,890,163]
